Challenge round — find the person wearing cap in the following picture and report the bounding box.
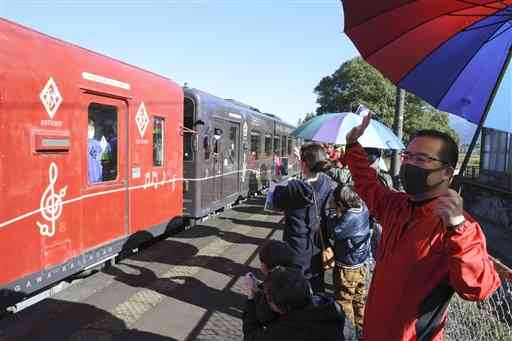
[243,266,346,341]
[272,143,336,293]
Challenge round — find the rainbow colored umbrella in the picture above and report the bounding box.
[342,1,512,125]
[292,112,405,149]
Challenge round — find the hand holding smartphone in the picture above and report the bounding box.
[244,272,258,299]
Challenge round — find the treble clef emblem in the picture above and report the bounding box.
[37,162,67,237]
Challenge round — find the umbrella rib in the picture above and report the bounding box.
[345,1,503,30]
[344,0,418,32]
[431,20,509,108]
[462,18,512,31]
[359,5,501,61]
[392,7,509,89]
[450,13,511,16]
[485,21,512,42]
[456,0,508,11]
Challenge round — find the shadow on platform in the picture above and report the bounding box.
[0,294,178,341]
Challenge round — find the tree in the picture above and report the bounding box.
[298,112,315,126]
[314,57,459,144]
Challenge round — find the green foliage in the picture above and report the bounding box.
[298,112,315,126]
[314,57,459,144]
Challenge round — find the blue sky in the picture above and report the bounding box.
[1,0,359,126]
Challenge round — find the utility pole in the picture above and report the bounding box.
[391,88,405,188]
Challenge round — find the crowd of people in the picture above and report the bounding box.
[242,114,501,341]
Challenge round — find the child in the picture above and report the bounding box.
[326,184,371,340]
[243,266,346,341]
[244,240,297,325]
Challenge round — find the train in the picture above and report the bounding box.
[0,18,300,310]
[183,87,300,219]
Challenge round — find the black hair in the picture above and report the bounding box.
[300,143,331,174]
[365,148,381,165]
[265,266,312,313]
[410,130,459,168]
[259,241,295,269]
[334,184,362,209]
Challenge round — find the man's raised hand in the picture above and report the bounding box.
[346,112,371,145]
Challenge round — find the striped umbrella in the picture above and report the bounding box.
[292,112,405,149]
[342,1,512,171]
[342,0,512,125]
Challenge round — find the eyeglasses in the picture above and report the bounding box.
[400,151,448,165]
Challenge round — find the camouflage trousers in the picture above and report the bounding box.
[333,264,367,331]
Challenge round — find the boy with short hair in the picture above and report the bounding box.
[326,185,371,340]
[247,240,297,325]
[243,266,346,341]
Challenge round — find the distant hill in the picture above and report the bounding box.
[449,114,477,147]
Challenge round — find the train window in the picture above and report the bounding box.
[153,117,164,167]
[281,136,287,157]
[274,136,281,155]
[264,134,272,157]
[88,103,118,184]
[288,137,293,155]
[250,131,261,160]
[184,98,195,161]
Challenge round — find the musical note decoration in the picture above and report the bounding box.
[144,172,151,189]
[37,162,67,237]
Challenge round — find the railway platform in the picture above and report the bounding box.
[0,196,282,341]
[1,196,512,341]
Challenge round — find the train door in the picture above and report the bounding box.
[223,122,240,199]
[183,97,195,217]
[211,119,224,204]
[281,135,288,176]
[80,93,128,252]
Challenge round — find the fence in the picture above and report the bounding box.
[445,258,512,341]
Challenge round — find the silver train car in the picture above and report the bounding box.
[183,87,301,219]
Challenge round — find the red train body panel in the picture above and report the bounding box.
[0,19,183,306]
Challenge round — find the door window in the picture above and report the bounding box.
[264,134,272,157]
[228,127,237,167]
[274,136,281,156]
[281,136,287,157]
[88,103,118,184]
[184,98,195,161]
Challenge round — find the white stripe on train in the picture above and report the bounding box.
[0,167,285,230]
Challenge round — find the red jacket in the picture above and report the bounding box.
[346,143,500,341]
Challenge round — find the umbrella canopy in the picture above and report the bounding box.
[342,0,512,125]
[292,112,405,149]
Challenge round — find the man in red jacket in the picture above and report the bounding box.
[344,114,500,341]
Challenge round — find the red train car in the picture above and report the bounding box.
[0,19,183,309]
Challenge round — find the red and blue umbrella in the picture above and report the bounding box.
[342,0,512,125]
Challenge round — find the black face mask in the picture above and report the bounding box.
[399,163,446,196]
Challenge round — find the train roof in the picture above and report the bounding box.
[184,87,296,129]
[184,87,278,122]
[224,99,261,113]
[0,18,177,85]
